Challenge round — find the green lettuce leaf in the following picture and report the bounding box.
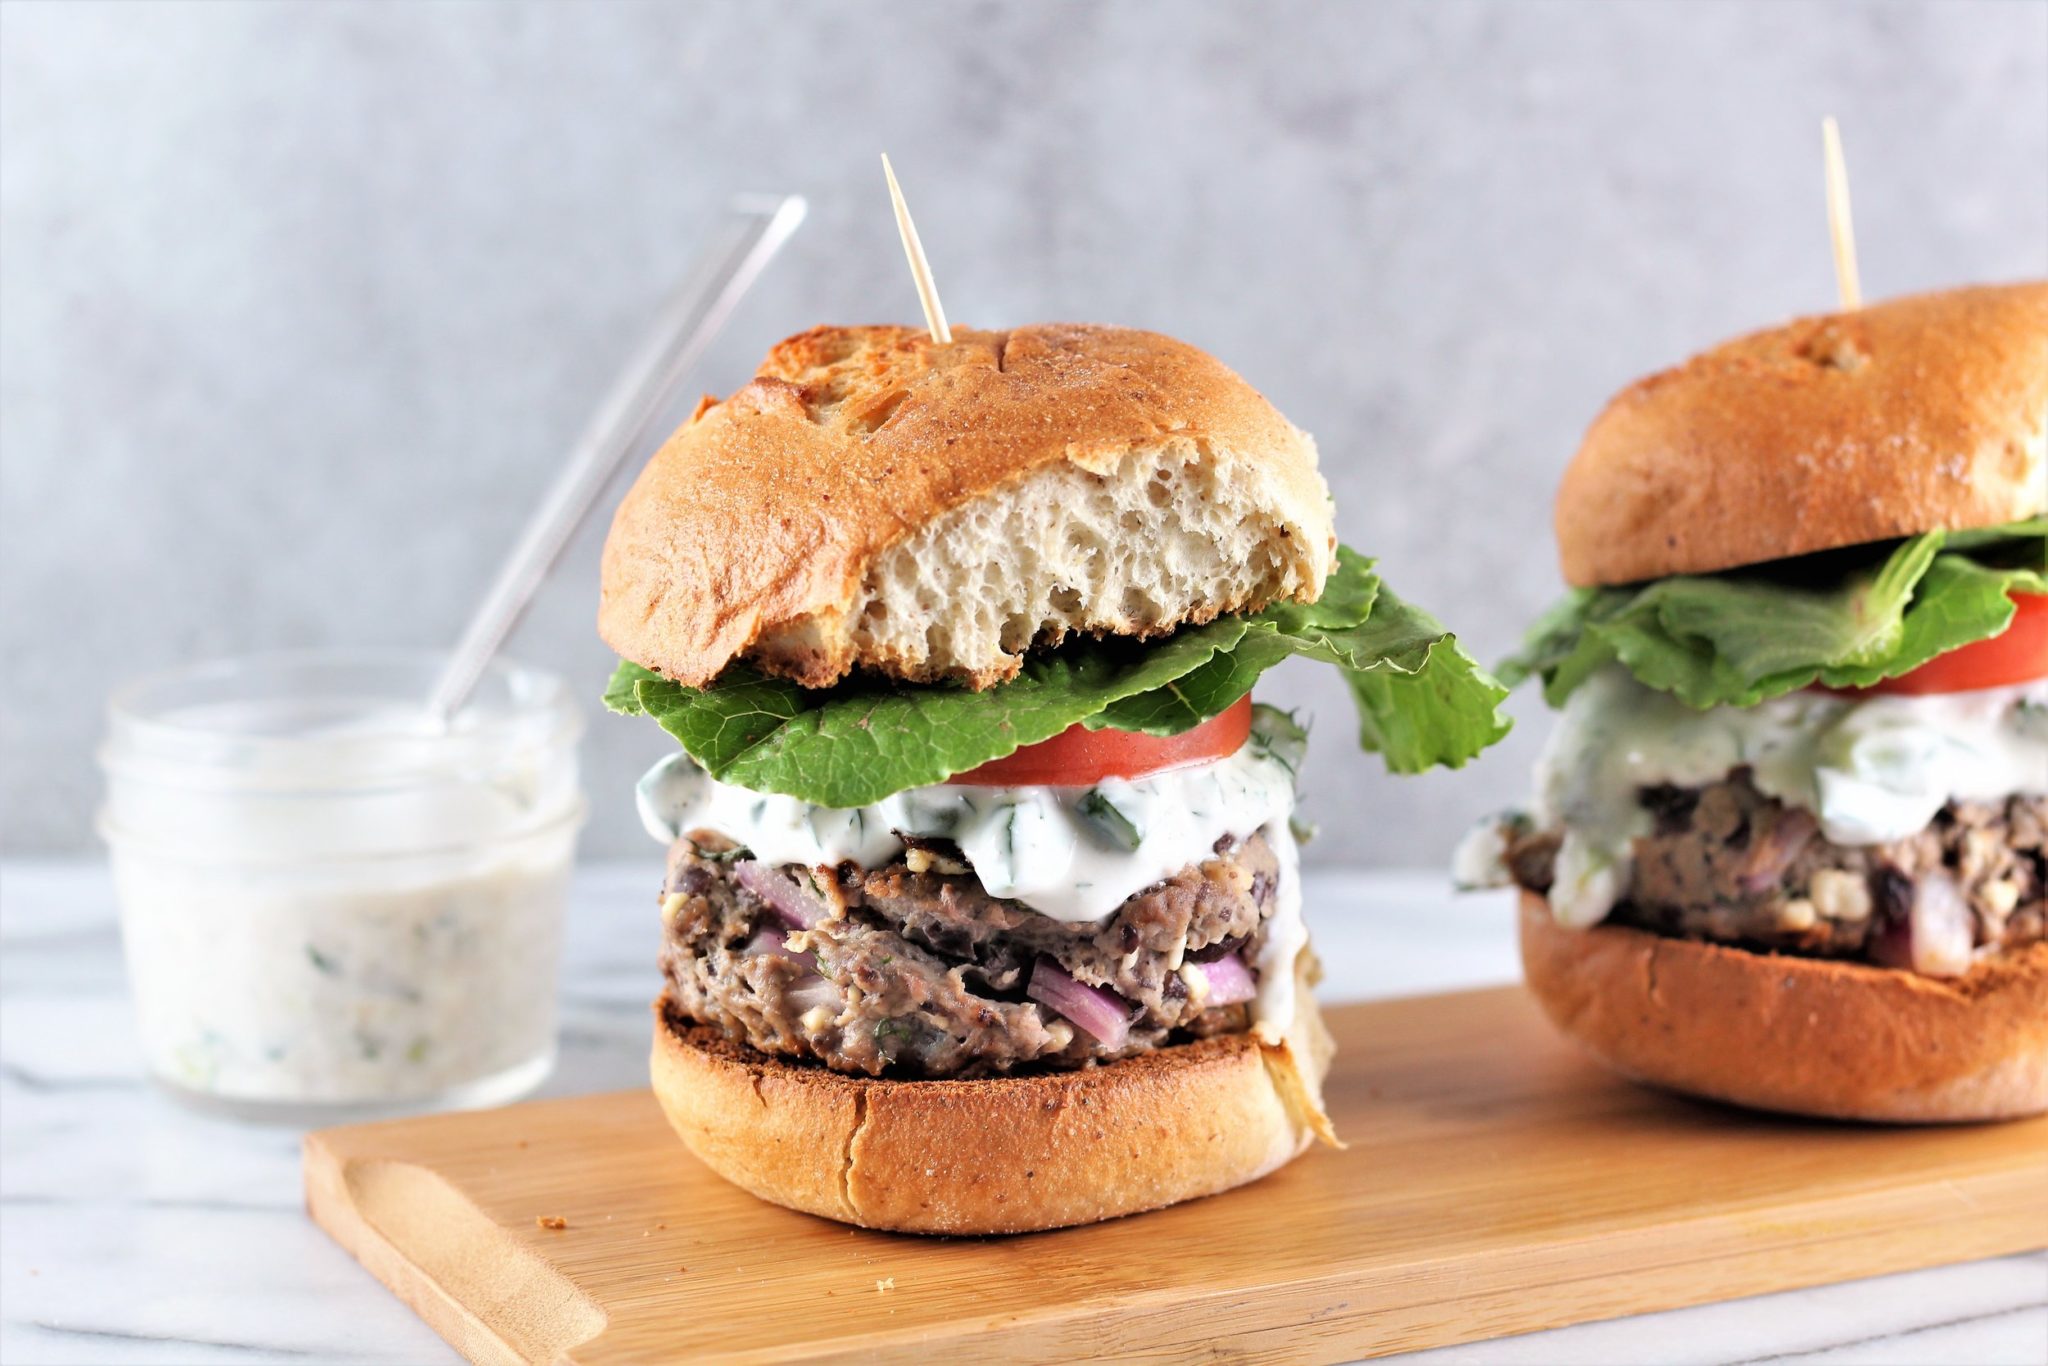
[1339,584,1515,771]
[605,546,1510,805]
[1085,546,1381,733]
[1499,519,2047,709]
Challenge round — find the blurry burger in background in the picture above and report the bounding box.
[1466,282,2048,1122]
[601,322,1510,1233]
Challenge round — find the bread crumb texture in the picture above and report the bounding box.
[821,442,1310,684]
[599,323,1335,689]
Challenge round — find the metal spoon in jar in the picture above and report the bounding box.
[423,193,807,725]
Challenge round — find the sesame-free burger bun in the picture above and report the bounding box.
[1518,893,2048,1122]
[1556,282,2048,587]
[649,987,1336,1235]
[599,323,1335,690]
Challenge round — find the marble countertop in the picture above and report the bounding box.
[2,859,2042,1365]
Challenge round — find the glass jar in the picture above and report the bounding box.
[98,650,585,1124]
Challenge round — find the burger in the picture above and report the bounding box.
[599,322,1510,1232]
[1464,282,2048,1122]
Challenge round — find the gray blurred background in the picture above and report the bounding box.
[4,0,2045,863]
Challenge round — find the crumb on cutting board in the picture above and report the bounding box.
[536,1216,568,1230]
[876,1277,894,1293]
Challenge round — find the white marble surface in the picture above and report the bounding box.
[1,858,2042,1365]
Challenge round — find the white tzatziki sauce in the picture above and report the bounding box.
[100,668,585,1117]
[636,707,1310,1037]
[1527,667,2048,927]
[116,850,575,1103]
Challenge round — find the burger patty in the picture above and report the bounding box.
[1505,770,2047,968]
[657,831,1280,1078]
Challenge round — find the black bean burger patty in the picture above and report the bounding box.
[1506,770,2046,966]
[657,832,1281,1078]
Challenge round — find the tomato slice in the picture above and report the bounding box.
[948,695,1254,787]
[1845,592,2048,696]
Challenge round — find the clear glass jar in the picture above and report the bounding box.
[98,650,585,1125]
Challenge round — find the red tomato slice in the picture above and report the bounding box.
[948,695,1254,787]
[1846,592,2048,696]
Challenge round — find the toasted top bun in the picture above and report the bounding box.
[1518,892,2048,1123]
[649,970,1336,1234]
[600,324,1335,689]
[1556,282,2048,587]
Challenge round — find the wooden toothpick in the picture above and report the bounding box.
[1821,117,1862,310]
[881,153,952,343]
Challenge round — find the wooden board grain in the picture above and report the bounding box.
[304,987,2048,1364]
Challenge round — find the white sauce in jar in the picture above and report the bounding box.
[99,653,585,1119]
[1528,668,2048,927]
[636,707,1310,1033]
[115,835,575,1103]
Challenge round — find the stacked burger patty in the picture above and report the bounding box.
[1502,780,2047,969]
[657,830,1276,1077]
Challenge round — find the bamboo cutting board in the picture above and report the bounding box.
[304,987,2048,1364]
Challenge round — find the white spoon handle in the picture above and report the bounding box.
[425,193,806,724]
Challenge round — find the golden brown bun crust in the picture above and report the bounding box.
[1556,282,2048,586]
[599,323,1330,688]
[649,996,1329,1234]
[1518,892,2048,1122]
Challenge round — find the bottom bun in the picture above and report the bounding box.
[650,990,1333,1234]
[1519,891,2048,1122]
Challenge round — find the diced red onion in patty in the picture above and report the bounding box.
[733,860,830,930]
[1869,869,1976,978]
[785,976,842,1016]
[1026,956,1132,1048]
[740,925,834,1013]
[1192,952,1258,1006]
[1907,870,1975,977]
[1737,808,1819,894]
[739,925,817,973]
